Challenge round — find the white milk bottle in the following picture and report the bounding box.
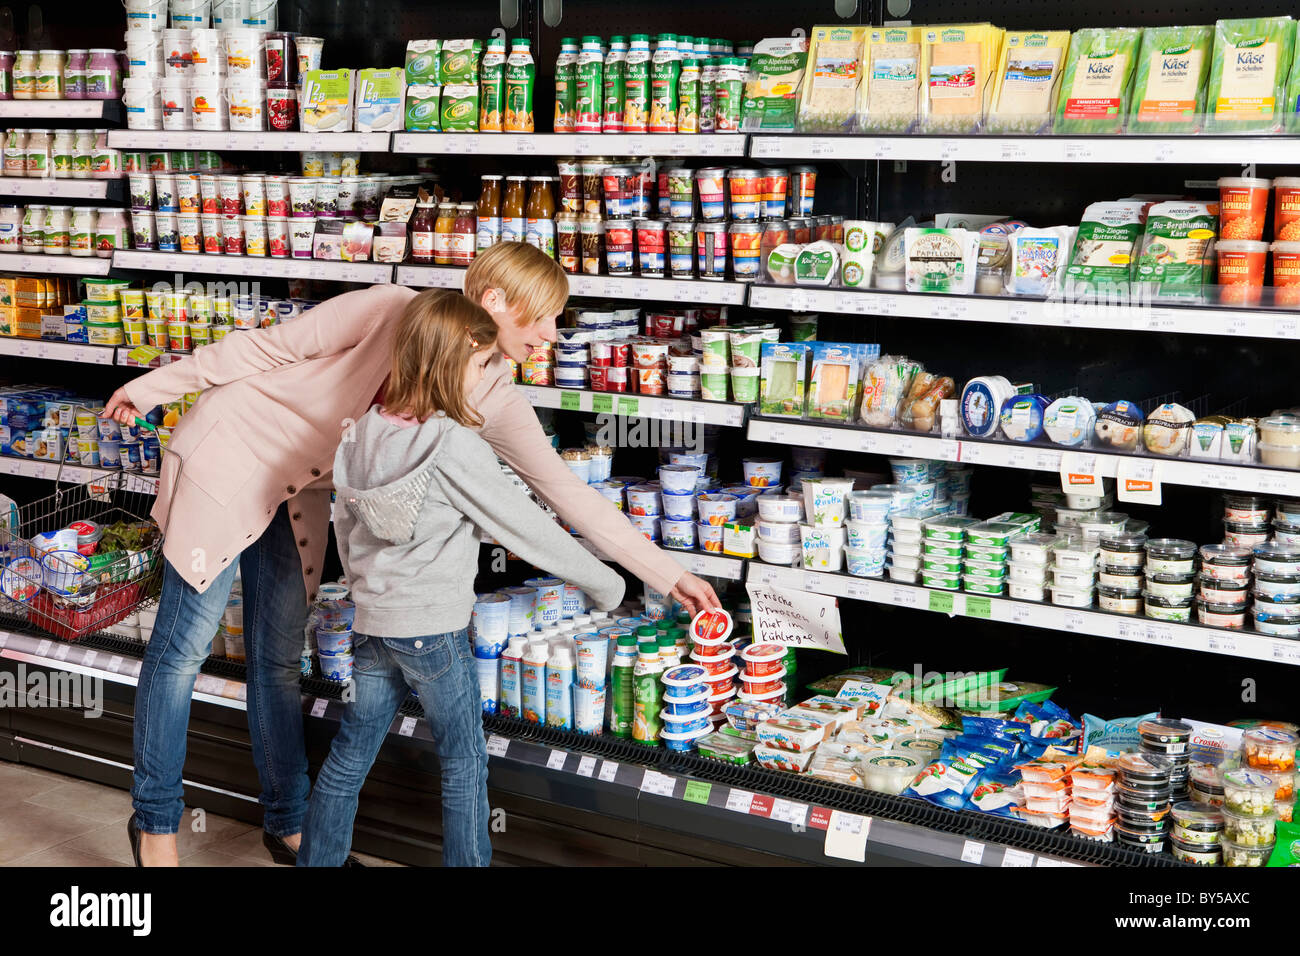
[544,644,574,730]
[521,639,548,725]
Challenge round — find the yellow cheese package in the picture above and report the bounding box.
[1128,24,1214,133]
[1206,16,1297,132]
[797,24,867,133]
[986,30,1070,133]
[860,25,922,132]
[1055,27,1142,134]
[919,22,1004,133]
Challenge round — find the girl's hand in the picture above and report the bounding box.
[104,387,142,426]
[670,572,721,619]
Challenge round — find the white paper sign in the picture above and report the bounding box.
[745,584,846,654]
[1116,457,1162,505]
[597,760,619,782]
[1001,848,1035,867]
[576,755,597,777]
[1059,451,1101,494]
[961,839,986,864]
[546,749,567,770]
[823,810,870,863]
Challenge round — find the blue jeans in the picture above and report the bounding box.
[298,627,491,867]
[132,503,310,836]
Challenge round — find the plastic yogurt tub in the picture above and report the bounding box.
[848,489,893,521]
[1144,593,1192,622]
[1049,585,1094,608]
[889,510,931,535]
[1273,519,1300,548]
[1008,581,1045,602]
[963,558,1008,580]
[1146,575,1196,602]
[1223,493,1271,524]
[1255,610,1300,636]
[1197,598,1246,629]
[873,483,920,512]
[891,537,922,557]
[1051,537,1099,570]
[887,565,919,583]
[1252,590,1300,614]
[1009,563,1048,585]
[1098,566,1144,590]
[1197,575,1249,606]
[739,668,786,695]
[1276,497,1300,524]
[890,553,921,571]
[1008,533,1056,566]
[1253,542,1300,577]
[1098,585,1143,614]
[757,519,801,543]
[923,539,964,558]
[1145,538,1196,577]
[1050,566,1095,590]
[756,494,803,522]
[845,547,886,577]
[964,542,1009,562]
[922,570,961,590]
[738,684,786,705]
[740,642,785,676]
[661,725,712,752]
[1200,544,1252,582]
[1099,532,1147,568]
[1254,573,1300,599]
[1225,522,1271,549]
[756,539,800,565]
[923,516,978,541]
[962,574,1005,595]
[922,555,963,574]
[689,649,737,676]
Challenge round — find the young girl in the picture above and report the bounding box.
[298,289,625,867]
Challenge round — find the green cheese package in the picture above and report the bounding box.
[1128,24,1214,133]
[1064,200,1148,296]
[439,39,483,85]
[740,37,808,132]
[404,39,441,85]
[892,667,1008,705]
[960,680,1057,713]
[1206,17,1296,132]
[758,341,810,418]
[1288,42,1300,131]
[1132,201,1218,301]
[1266,821,1300,865]
[1055,27,1143,134]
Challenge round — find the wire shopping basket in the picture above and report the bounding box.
[0,408,174,641]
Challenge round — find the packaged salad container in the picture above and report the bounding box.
[1223,769,1278,816]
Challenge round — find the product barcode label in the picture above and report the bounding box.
[576,755,597,777]
[597,760,619,782]
[486,734,510,758]
[546,749,567,770]
[398,716,417,737]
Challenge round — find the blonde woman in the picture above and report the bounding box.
[104,242,719,866]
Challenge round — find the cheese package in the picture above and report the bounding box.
[1288,45,1300,132]
[807,341,876,422]
[1064,200,1147,295]
[861,25,922,132]
[439,39,483,85]
[793,239,841,285]
[1132,201,1218,301]
[987,30,1071,133]
[904,227,979,294]
[1007,226,1074,296]
[920,22,1004,133]
[758,341,810,419]
[741,37,808,132]
[797,24,867,132]
[1206,17,1297,132]
[1055,27,1143,134]
[1128,24,1214,133]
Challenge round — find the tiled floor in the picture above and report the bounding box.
[0,762,403,867]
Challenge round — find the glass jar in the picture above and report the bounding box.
[63,49,88,100]
[3,128,26,177]
[13,51,38,100]
[72,129,95,179]
[24,129,51,178]
[85,49,120,100]
[409,200,436,262]
[43,204,71,254]
[35,50,65,99]
[93,206,128,257]
[0,204,21,248]
[450,202,476,267]
[69,206,97,256]
[21,204,48,253]
[432,201,456,265]
[51,129,76,178]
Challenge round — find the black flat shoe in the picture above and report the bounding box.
[126,813,143,867]
[263,830,365,867]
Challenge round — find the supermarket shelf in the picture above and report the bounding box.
[748,285,1300,341]
[661,546,746,581]
[0,338,117,364]
[746,560,1300,668]
[105,130,392,152]
[0,177,122,200]
[0,253,111,276]
[520,383,747,427]
[747,416,1300,497]
[396,263,748,304]
[392,131,747,157]
[111,250,395,284]
[0,455,159,491]
[748,133,1300,165]
[0,100,121,121]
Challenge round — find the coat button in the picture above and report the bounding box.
[298,538,307,547]
[414,640,423,649]
[292,512,302,520]
[311,467,321,477]
[287,485,296,495]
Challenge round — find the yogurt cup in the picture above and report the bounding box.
[1254,574,1300,600]
[1253,543,1300,577]
[661,518,695,550]
[756,494,803,523]
[628,514,659,541]
[657,464,700,494]
[742,456,782,487]
[757,539,800,565]
[756,519,800,544]
[738,684,786,705]
[625,484,661,516]
[696,493,737,526]
[848,490,894,522]
[799,524,845,571]
[660,708,712,735]
[1049,585,1094,608]
[1008,580,1046,602]
[697,522,723,552]
[845,519,889,550]
[660,725,712,752]
[688,648,736,675]
[802,477,853,527]
[845,546,887,577]
[660,490,695,520]
[1200,544,1252,581]
[739,642,784,676]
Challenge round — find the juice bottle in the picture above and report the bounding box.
[451,202,476,265]
[525,175,556,258]
[479,37,507,132]
[504,39,535,133]
[432,202,457,264]
[677,59,700,134]
[574,37,604,134]
[609,634,636,738]
[649,33,680,134]
[498,635,527,717]
[409,201,436,261]
[553,37,578,133]
[501,174,527,243]
[476,173,502,253]
[602,37,627,133]
[631,639,663,746]
[622,34,650,133]
[521,639,548,724]
[544,644,574,730]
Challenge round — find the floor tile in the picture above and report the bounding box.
[5,845,126,867]
[181,848,273,868]
[0,763,66,802]
[23,779,135,824]
[0,803,105,864]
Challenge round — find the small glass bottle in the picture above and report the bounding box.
[35,50,65,99]
[90,129,118,179]
[71,129,95,179]
[409,200,436,262]
[93,206,128,257]
[24,129,51,178]
[432,201,457,265]
[13,51,38,100]
[3,129,27,177]
[85,49,120,100]
[69,206,97,256]
[451,202,476,266]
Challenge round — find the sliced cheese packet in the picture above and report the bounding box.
[797,25,868,133]
[1055,27,1143,134]
[919,22,1004,133]
[1207,16,1297,133]
[861,25,922,132]
[986,30,1071,134]
[1128,24,1214,134]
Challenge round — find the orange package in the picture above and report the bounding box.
[1217,240,1268,305]
[1219,176,1271,240]
[1275,178,1300,241]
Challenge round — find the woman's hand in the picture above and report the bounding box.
[670,572,721,619]
[103,387,143,426]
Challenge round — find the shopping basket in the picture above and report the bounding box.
[0,408,174,641]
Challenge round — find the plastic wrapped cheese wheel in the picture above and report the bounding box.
[1143,402,1195,456]
[999,393,1049,442]
[1043,396,1096,446]
[1094,400,1146,451]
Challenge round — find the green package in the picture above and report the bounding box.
[758,342,809,418]
[1128,24,1214,132]
[439,39,482,85]
[441,84,479,131]
[1207,17,1297,132]
[1055,27,1143,133]
[1287,42,1300,131]
[1133,201,1218,301]
[740,36,808,132]
[1266,821,1300,866]
[404,39,440,85]
[404,85,441,131]
[1065,200,1147,296]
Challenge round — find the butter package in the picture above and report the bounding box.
[0,307,11,336]
[355,68,406,132]
[404,39,441,85]
[759,341,809,419]
[987,30,1071,133]
[300,69,354,132]
[15,307,42,338]
[440,84,479,131]
[919,22,1005,133]
[439,39,483,85]
[404,84,441,131]
[0,277,15,309]
[807,341,876,422]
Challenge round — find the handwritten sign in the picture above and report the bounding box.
[745,584,846,654]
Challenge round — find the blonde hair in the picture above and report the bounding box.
[464,242,569,326]
[385,289,498,427]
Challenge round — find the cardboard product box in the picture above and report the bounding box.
[405,84,441,130]
[300,69,354,132]
[356,68,406,132]
[404,39,441,85]
[15,307,44,338]
[441,84,480,131]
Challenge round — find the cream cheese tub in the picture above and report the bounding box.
[1098,585,1142,614]
[1049,585,1094,608]
[1144,538,1196,577]
[1200,544,1252,582]
[1008,533,1056,566]
[922,570,961,590]
[1008,580,1046,602]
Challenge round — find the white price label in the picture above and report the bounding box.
[752,138,776,157]
[1145,623,1175,644]
[36,639,51,657]
[1152,142,1178,163]
[725,788,755,813]
[310,698,329,718]
[807,138,832,157]
[938,440,959,461]
[1000,142,1028,162]
[1036,857,1082,867]
[961,839,986,864]
[1274,317,1297,338]
[106,656,123,673]
[546,749,567,770]
[789,290,808,311]
[857,431,879,453]
[803,573,823,593]
[0,634,7,649]
[1059,451,1100,495]
[891,585,919,608]
[1063,611,1085,632]
[597,760,619,782]
[486,734,510,758]
[1007,303,1030,323]
[845,581,869,601]
[1002,848,1035,867]
[576,754,597,777]
[82,650,96,667]
[398,716,417,737]
[823,810,869,863]
[871,140,895,160]
[1011,604,1034,627]
[770,798,808,827]
[639,769,675,797]
[53,643,70,660]
[1226,315,1248,336]
[1065,142,1094,162]
[1117,458,1162,505]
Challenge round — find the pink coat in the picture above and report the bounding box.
[123,284,685,602]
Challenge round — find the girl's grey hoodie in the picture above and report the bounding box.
[333,407,626,638]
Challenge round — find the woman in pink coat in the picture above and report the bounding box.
[105,242,719,866]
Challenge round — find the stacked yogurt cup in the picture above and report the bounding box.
[738,641,785,711]
[1007,532,1057,602]
[1143,538,1197,623]
[880,483,921,583]
[1047,533,1099,608]
[470,592,510,714]
[688,608,737,718]
[659,663,713,751]
[314,598,354,681]
[1252,540,1300,636]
